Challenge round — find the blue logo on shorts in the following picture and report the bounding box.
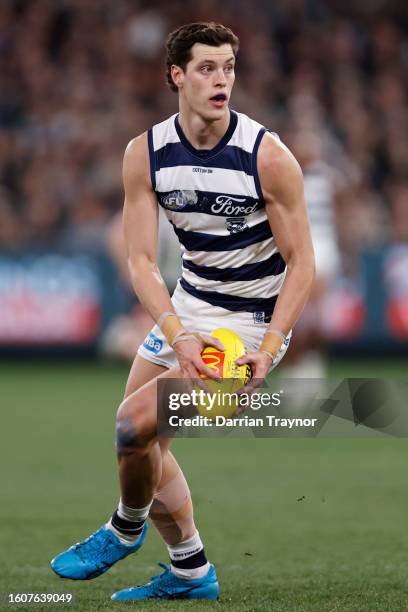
[143,333,163,354]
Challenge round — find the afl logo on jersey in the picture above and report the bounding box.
[162,190,198,210]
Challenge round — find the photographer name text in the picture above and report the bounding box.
[168,415,318,428]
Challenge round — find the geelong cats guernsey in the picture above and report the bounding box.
[148,110,286,316]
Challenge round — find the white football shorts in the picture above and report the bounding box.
[137,281,291,371]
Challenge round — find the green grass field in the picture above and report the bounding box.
[1,359,407,611]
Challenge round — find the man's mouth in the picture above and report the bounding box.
[210,94,227,101]
[210,93,227,107]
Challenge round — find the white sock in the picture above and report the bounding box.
[117,498,152,522]
[168,531,210,580]
[106,499,152,545]
[171,562,210,580]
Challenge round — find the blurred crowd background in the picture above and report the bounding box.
[1,0,407,255]
[0,0,407,358]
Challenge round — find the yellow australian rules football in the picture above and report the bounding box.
[197,328,252,419]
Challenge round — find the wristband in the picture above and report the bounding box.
[172,330,209,347]
[260,350,275,362]
[157,312,185,345]
[259,329,286,359]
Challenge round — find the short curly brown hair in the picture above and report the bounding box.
[166,22,239,93]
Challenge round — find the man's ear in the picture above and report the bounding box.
[171,65,184,90]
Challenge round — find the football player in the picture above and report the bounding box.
[51,22,315,601]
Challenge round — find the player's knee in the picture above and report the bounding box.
[115,411,140,454]
[115,395,155,454]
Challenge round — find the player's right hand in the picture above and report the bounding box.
[172,332,224,382]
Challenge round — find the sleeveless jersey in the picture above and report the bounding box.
[148,110,286,316]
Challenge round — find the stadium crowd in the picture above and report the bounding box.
[0,0,407,267]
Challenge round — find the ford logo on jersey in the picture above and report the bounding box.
[143,332,163,354]
[211,195,258,215]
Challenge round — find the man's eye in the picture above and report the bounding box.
[201,66,211,73]
[225,65,234,72]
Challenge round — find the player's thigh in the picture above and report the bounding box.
[124,354,168,398]
[124,356,176,454]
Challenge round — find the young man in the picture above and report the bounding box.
[51,22,315,601]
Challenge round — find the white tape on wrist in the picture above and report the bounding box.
[157,311,176,329]
[265,329,286,344]
[172,332,201,347]
[260,350,275,362]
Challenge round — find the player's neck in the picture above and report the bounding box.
[177,107,231,150]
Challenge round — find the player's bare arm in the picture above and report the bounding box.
[123,133,171,321]
[123,134,223,381]
[261,133,315,333]
[237,133,315,386]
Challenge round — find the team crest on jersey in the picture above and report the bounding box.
[225,216,248,234]
[162,190,198,210]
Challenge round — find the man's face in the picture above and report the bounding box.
[173,43,236,120]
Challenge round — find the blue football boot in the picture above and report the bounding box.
[111,562,220,601]
[50,523,148,580]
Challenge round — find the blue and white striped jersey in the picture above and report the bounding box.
[148,110,286,316]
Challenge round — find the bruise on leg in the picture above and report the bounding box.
[115,416,139,453]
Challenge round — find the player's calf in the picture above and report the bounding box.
[50,390,159,581]
[115,388,162,507]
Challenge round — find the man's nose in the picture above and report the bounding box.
[214,68,227,86]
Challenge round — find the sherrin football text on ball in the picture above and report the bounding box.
[197,328,252,419]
